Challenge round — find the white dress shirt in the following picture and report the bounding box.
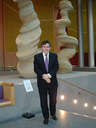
[43,52,49,63]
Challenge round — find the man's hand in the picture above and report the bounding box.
[42,74,49,80]
[42,74,51,83]
[45,78,51,83]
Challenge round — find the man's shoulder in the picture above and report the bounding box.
[34,53,42,58]
[50,52,57,57]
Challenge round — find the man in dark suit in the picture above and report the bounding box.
[34,40,59,124]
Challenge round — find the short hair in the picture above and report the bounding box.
[41,40,51,47]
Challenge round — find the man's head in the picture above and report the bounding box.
[41,40,51,54]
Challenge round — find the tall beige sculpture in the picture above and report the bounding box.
[55,0,78,73]
[13,0,42,78]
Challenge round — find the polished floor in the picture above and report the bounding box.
[0,71,96,128]
[0,110,96,128]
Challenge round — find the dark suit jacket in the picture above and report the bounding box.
[34,52,59,89]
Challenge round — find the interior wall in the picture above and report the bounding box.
[5,0,96,53]
[5,0,22,66]
[5,0,58,53]
[68,0,96,66]
[5,0,22,52]
[1,0,96,68]
[32,0,58,51]
[0,0,5,68]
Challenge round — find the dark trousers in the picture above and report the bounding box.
[38,86,57,119]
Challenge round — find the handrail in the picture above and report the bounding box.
[58,78,96,97]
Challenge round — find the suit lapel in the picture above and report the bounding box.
[48,52,52,71]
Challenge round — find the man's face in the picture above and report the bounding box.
[42,43,50,54]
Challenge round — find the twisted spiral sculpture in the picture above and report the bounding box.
[13,0,42,78]
[55,0,78,73]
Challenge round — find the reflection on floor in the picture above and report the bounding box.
[0,109,96,128]
[0,71,96,128]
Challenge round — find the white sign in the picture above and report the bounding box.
[23,80,33,92]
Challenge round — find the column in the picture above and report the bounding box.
[77,0,84,67]
[87,0,95,67]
